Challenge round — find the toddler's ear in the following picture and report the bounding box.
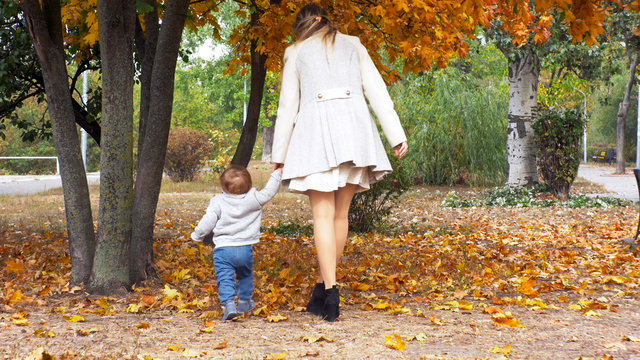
[203,232,214,246]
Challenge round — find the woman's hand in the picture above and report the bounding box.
[272,163,284,173]
[394,141,408,159]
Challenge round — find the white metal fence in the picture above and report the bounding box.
[0,156,59,174]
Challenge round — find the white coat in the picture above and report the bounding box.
[272,32,406,185]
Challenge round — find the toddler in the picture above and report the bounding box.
[191,165,282,320]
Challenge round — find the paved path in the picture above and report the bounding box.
[577,164,638,201]
[0,173,99,196]
[0,165,636,201]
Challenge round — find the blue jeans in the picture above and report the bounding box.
[213,245,254,306]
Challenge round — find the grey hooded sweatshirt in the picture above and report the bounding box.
[191,170,282,247]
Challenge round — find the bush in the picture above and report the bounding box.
[532,106,585,199]
[348,152,413,233]
[164,128,213,182]
[393,67,508,187]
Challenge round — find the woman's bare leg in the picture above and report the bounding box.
[334,184,358,260]
[308,190,337,289]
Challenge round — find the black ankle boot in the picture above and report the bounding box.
[322,285,340,322]
[306,282,325,316]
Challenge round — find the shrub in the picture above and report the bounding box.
[393,67,508,187]
[532,106,585,199]
[164,128,213,182]
[348,152,413,233]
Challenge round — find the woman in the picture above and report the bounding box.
[272,4,408,322]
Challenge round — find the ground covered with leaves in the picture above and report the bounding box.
[1,175,639,359]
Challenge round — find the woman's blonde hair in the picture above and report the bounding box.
[293,4,337,47]
[220,165,252,195]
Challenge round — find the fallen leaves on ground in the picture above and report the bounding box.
[0,185,639,357]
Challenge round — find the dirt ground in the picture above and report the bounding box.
[1,177,640,360]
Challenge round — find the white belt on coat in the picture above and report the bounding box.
[314,87,352,102]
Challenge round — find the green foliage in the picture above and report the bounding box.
[590,72,638,161]
[393,58,508,187]
[443,185,632,208]
[204,128,239,175]
[262,221,314,238]
[164,128,213,182]
[532,106,585,199]
[348,152,413,233]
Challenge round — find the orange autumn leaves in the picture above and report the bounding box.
[55,0,619,80]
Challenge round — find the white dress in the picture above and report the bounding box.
[272,32,406,193]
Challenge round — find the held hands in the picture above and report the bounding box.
[272,163,284,173]
[394,141,408,159]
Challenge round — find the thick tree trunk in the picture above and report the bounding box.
[89,0,136,294]
[130,0,190,284]
[615,52,638,174]
[231,39,268,166]
[21,0,95,285]
[505,49,540,187]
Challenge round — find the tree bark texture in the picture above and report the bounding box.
[89,0,136,294]
[616,52,638,174]
[130,0,190,284]
[21,0,96,285]
[231,38,268,166]
[262,95,275,162]
[135,0,159,158]
[505,49,540,187]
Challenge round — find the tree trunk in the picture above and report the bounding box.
[89,0,136,294]
[21,0,95,285]
[262,124,274,163]
[130,0,190,284]
[505,49,540,187]
[231,3,269,167]
[616,52,638,174]
[262,94,275,162]
[135,0,159,158]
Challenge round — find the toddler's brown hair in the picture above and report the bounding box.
[220,165,252,195]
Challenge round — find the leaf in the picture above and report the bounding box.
[404,333,427,342]
[5,259,24,274]
[301,335,335,343]
[63,315,85,323]
[8,290,25,305]
[126,303,143,313]
[385,333,406,350]
[429,316,445,325]
[483,306,503,314]
[266,314,288,323]
[200,326,216,333]
[213,341,228,350]
[142,294,157,306]
[622,335,640,342]
[490,344,512,354]
[162,284,181,302]
[253,306,269,316]
[584,310,601,316]
[182,349,204,358]
[12,318,29,326]
[491,313,525,328]
[34,329,56,338]
[76,327,99,336]
[167,343,182,351]
[351,282,372,291]
[265,353,287,360]
[136,0,155,14]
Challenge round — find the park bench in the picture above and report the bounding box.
[592,149,616,164]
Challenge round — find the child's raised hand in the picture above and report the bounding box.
[272,163,284,173]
